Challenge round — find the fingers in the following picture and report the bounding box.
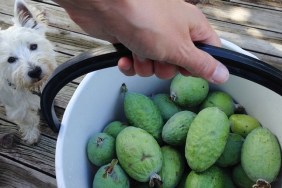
[199,28,222,48]
[117,57,135,76]
[132,54,154,77]
[118,46,229,84]
[178,67,192,76]
[118,54,179,79]
[153,62,178,80]
[116,2,228,83]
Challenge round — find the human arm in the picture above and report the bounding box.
[53,0,229,83]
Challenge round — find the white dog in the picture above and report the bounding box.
[0,0,57,144]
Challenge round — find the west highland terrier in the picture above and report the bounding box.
[0,0,57,144]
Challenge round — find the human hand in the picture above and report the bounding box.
[54,0,229,84]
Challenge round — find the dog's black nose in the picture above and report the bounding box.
[28,66,42,79]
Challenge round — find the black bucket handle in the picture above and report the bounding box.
[40,43,282,132]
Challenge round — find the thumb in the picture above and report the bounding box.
[179,45,229,84]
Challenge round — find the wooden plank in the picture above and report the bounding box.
[37,0,58,6]
[55,82,78,108]
[0,121,56,176]
[40,0,282,10]
[0,12,108,57]
[207,19,282,58]
[231,0,282,10]
[0,108,67,177]
[0,0,280,187]
[0,0,107,55]
[0,0,110,47]
[33,1,86,34]
[199,0,282,33]
[206,18,282,71]
[0,155,56,188]
[0,106,63,139]
[3,0,281,37]
[249,51,282,70]
[0,0,83,34]
[217,30,282,70]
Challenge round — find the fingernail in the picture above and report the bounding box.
[211,63,229,84]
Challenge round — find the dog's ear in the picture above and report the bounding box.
[13,0,48,33]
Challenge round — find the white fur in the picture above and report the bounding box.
[0,0,57,144]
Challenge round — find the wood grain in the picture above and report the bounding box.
[231,0,282,10]
[0,155,56,188]
[0,0,281,187]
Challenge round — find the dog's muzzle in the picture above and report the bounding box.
[28,66,42,80]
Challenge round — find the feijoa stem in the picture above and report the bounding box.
[149,173,162,188]
[96,137,104,147]
[252,179,271,188]
[103,159,118,178]
[121,83,128,94]
[234,103,246,114]
[170,91,177,102]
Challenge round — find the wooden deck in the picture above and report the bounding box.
[0,0,281,187]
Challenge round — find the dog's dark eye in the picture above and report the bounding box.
[7,57,17,63]
[30,44,38,51]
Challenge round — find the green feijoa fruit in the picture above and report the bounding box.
[170,74,209,107]
[232,164,255,188]
[152,93,182,122]
[123,86,163,142]
[87,132,115,166]
[162,111,196,146]
[160,146,185,188]
[116,126,163,184]
[216,133,244,167]
[185,107,229,172]
[241,127,281,183]
[93,159,130,188]
[184,166,224,188]
[103,121,127,138]
[230,114,261,137]
[200,91,235,117]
